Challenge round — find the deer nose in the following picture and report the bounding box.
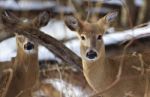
[86,50,97,59]
[24,42,34,50]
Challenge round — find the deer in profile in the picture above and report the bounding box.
[65,11,150,97]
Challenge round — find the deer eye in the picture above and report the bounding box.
[81,35,85,40]
[97,35,102,40]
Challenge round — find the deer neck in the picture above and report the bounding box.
[82,45,116,91]
[15,47,39,75]
[14,47,39,86]
[15,47,38,65]
[6,47,39,97]
[82,45,106,74]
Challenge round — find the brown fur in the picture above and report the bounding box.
[65,12,150,97]
[1,11,67,97]
[5,35,39,97]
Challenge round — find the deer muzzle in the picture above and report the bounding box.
[86,49,97,59]
[24,42,34,50]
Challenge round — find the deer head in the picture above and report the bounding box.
[65,11,118,62]
[9,11,50,54]
[14,18,38,54]
[16,34,38,54]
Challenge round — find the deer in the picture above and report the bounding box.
[6,34,39,97]
[1,11,66,97]
[0,11,50,97]
[5,14,42,97]
[65,11,150,97]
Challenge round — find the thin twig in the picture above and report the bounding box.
[55,64,63,97]
[138,54,145,75]
[120,0,133,28]
[1,68,13,97]
[15,91,23,97]
[134,22,150,29]
[86,0,91,21]
[144,74,149,97]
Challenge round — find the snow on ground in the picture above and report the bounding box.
[0,20,150,61]
[43,79,89,97]
[33,78,90,97]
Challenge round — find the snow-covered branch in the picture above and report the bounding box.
[104,24,150,45]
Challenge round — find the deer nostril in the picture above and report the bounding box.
[24,42,34,50]
[86,50,97,59]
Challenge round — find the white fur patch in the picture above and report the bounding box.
[24,49,37,54]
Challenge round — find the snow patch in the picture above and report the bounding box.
[43,79,89,97]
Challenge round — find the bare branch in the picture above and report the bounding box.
[1,11,82,71]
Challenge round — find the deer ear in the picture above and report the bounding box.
[105,11,118,23]
[65,16,82,31]
[32,11,50,28]
[97,11,118,29]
